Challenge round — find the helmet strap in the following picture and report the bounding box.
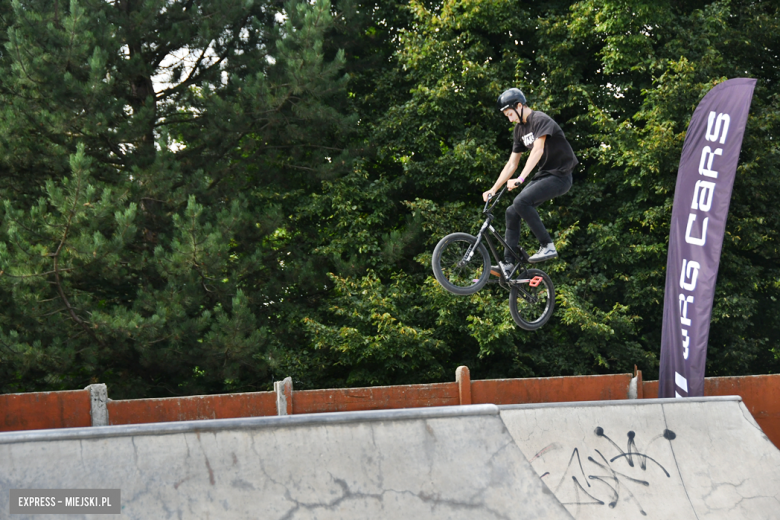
[511,105,524,123]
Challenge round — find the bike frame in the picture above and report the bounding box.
[464,187,541,300]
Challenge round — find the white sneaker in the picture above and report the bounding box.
[490,261,515,277]
[528,243,557,263]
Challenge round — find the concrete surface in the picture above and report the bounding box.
[3,396,778,520]
[500,396,780,520]
[0,404,572,520]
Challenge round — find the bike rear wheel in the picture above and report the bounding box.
[432,232,491,296]
[509,268,555,330]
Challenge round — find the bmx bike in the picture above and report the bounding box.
[431,186,555,331]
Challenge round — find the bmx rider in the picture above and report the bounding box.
[482,88,578,275]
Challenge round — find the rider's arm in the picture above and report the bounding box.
[483,152,522,201]
[516,135,546,183]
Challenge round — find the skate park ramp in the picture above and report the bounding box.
[499,396,780,520]
[0,404,572,520]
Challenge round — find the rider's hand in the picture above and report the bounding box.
[507,175,526,191]
[482,188,497,202]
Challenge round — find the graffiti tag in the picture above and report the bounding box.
[530,427,677,517]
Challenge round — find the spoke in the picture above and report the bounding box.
[441,240,483,289]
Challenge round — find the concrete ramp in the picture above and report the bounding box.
[500,396,780,520]
[0,405,571,520]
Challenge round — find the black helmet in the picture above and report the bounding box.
[496,88,527,112]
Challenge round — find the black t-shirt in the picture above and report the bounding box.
[512,111,578,179]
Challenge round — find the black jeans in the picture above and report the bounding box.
[505,172,572,262]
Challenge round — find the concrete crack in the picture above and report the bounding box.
[660,403,700,520]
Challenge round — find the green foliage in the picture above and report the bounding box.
[286,0,780,386]
[1,0,779,397]
[0,0,356,396]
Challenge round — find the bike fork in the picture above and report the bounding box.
[461,219,490,264]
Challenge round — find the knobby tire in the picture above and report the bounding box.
[432,232,491,296]
[508,268,555,330]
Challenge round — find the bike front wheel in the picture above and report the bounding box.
[509,268,555,330]
[432,232,491,296]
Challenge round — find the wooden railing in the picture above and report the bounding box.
[2,369,778,448]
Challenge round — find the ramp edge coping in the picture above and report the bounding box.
[498,395,742,411]
[0,404,499,445]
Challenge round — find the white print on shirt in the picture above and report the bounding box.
[521,132,535,147]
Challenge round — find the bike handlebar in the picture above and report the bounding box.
[484,186,508,213]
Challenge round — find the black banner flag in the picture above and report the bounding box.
[659,78,756,398]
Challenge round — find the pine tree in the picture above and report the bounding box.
[0,0,355,397]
